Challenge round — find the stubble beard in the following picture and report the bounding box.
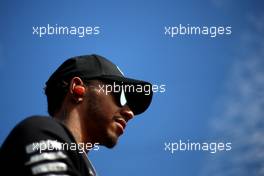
[86,93,118,149]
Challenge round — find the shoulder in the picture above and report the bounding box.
[6,116,73,144]
[0,116,83,175]
[16,115,62,131]
[0,116,74,151]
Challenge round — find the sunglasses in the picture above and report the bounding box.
[112,86,127,107]
[85,79,128,107]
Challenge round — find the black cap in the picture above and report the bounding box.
[46,54,153,115]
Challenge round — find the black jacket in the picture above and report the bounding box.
[0,116,97,176]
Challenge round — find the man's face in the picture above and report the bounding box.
[81,80,134,148]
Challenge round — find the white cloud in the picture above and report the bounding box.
[201,14,264,176]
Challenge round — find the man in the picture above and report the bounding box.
[0,54,153,176]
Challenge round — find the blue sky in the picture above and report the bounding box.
[0,0,263,175]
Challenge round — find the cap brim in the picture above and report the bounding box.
[99,75,153,115]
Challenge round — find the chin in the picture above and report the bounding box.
[103,138,118,148]
[105,142,116,149]
[103,131,119,148]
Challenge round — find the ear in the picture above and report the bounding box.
[69,77,86,103]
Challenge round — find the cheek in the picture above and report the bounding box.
[87,94,117,126]
[84,90,121,133]
[90,102,119,140]
[96,93,120,119]
[96,99,122,136]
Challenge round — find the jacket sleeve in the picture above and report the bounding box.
[0,116,85,176]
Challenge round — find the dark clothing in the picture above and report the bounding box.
[0,116,97,176]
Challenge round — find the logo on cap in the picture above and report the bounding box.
[116,66,125,76]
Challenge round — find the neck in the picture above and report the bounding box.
[54,108,93,153]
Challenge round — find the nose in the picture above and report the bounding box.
[120,105,134,122]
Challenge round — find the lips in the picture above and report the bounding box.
[114,118,127,134]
